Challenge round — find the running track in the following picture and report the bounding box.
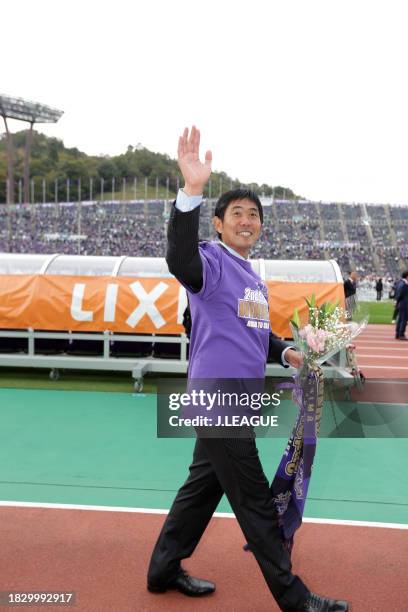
[354,323,408,379]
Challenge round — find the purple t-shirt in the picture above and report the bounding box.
[186,241,270,379]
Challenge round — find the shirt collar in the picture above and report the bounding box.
[220,241,248,261]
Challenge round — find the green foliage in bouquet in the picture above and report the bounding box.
[290,294,367,365]
[290,294,340,330]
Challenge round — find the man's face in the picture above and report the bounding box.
[350,271,358,282]
[212,198,262,258]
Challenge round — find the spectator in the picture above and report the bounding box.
[375,278,383,301]
[395,270,408,340]
[344,270,358,298]
[391,276,404,323]
[1,198,408,279]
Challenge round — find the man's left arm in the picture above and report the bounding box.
[268,332,303,369]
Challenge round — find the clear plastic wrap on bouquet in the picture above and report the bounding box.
[290,295,368,365]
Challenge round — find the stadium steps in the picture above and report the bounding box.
[361,203,381,273]
[271,198,278,224]
[385,204,406,269]
[316,202,329,260]
[338,202,355,268]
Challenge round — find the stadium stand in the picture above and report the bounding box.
[1,199,407,279]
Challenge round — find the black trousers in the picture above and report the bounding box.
[396,306,408,338]
[147,435,309,611]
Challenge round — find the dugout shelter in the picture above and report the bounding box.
[0,253,348,390]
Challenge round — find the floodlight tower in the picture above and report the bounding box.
[0,94,63,205]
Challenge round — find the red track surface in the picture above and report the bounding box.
[354,324,408,380]
[0,507,407,612]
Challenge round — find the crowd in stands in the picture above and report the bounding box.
[0,199,407,279]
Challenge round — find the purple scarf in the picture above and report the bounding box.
[270,364,323,554]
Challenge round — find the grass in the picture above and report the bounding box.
[98,185,177,201]
[359,300,395,324]
[0,367,158,394]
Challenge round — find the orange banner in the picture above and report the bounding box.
[0,275,344,338]
[267,281,345,337]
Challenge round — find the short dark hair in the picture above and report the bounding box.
[214,189,263,240]
[402,269,408,279]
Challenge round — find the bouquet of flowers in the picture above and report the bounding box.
[290,295,366,365]
[270,295,367,554]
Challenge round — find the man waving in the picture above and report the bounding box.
[147,126,348,612]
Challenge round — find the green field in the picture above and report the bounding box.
[98,184,176,201]
[0,367,155,394]
[360,300,394,324]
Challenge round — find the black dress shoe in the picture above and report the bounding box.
[300,591,349,611]
[148,568,215,597]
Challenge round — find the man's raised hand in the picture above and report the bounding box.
[178,126,212,196]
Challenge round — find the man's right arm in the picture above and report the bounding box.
[167,126,212,292]
[165,190,204,293]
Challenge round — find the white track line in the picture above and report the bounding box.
[357,345,404,349]
[357,402,408,406]
[361,334,398,337]
[361,328,398,331]
[0,501,407,530]
[358,340,406,343]
[357,346,408,357]
[357,365,408,370]
[357,354,408,359]
[354,380,408,385]
[356,338,408,341]
[356,342,408,345]
[357,334,406,337]
[360,333,399,337]
[355,332,396,342]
